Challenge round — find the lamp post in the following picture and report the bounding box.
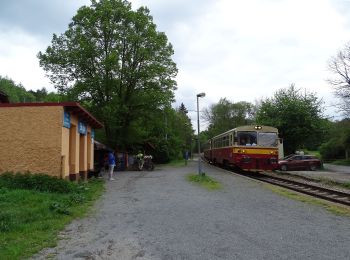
[196,92,205,175]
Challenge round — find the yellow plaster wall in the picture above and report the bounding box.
[79,133,87,172]
[70,116,80,174]
[61,127,70,178]
[87,126,94,170]
[0,106,63,177]
[60,114,95,176]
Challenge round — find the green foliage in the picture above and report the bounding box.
[0,178,104,259]
[319,119,350,160]
[331,159,350,166]
[28,87,64,102]
[38,0,177,150]
[203,98,255,138]
[0,76,35,102]
[0,75,67,103]
[256,84,327,154]
[0,172,78,193]
[138,105,193,162]
[186,173,222,191]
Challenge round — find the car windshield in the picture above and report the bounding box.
[258,132,278,147]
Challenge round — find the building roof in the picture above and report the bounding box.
[0,91,9,103]
[0,102,103,128]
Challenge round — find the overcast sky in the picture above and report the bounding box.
[1,0,350,127]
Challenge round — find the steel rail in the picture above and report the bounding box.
[204,159,350,206]
[253,174,350,206]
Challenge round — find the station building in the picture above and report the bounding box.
[0,102,103,180]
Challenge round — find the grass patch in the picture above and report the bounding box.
[265,184,350,216]
[330,159,350,166]
[186,173,222,191]
[160,159,188,167]
[0,173,104,259]
[317,177,350,190]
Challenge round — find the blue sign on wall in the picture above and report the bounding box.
[91,129,95,139]
[63,111,71,128]
[78,121,87,135]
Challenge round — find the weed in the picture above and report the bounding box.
[186,173,222,190]
[0,175,104,259]
[266,185,350,216]
[0,172,78,193]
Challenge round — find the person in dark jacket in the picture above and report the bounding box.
[108,152,116,181]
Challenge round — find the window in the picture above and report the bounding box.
[258,132,278,147]
[237,131,257,146]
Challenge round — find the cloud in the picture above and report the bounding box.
[1,0,350,123]
[0,0,89,36]
[0,28,52,90]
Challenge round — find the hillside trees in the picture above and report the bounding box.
[320,119,350,160]
[203,98,254,138]
[38,0,177,148]
[256,84,328,154]
[0,76,35,102]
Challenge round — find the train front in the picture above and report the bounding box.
[233,126,280,171]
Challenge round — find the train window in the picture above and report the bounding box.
[222,136,229,147]
[237,131,257,146]
[258,132,277,147]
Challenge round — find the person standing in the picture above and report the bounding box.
[108,151,116,181]
[184,150,189,165]
[136,151,144,170]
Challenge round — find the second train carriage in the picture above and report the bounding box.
[204,125,283,171]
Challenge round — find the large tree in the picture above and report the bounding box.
[38,0,177,148]
[328,43,350,116]
[203,98,254,138]
[256,84,327,154]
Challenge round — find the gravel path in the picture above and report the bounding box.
[33,161,350,260]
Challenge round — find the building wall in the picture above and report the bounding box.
[61,126,70,178]
[0,106,62,177]
[60,114,95,179]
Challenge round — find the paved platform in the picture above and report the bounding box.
[282,163,350,183]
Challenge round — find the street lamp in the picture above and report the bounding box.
[196,92,205,176]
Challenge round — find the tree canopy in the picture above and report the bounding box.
[38,0,177,149]
[203,98,254,138]
[0,76,35,103]
[256,84,327,154]
[328,43,350,116]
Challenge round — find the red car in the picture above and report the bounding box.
[278,155,322,171]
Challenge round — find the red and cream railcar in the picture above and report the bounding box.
[204,125,283,171]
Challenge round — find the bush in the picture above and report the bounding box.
[319,142,345,161]
[0,172,78,194]
[153,142,170,163]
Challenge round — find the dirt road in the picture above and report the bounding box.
[33,161,350,260]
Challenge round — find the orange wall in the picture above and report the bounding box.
[0,106,97,179]
[0,106,62,177]
[60,114,95,177]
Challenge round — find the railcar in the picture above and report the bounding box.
[204,125,283,171]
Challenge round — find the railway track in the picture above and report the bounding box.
[252,174,350,206]
[205,160,350,206]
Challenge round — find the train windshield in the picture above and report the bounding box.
[258,132,278,147]
[237,131,257,146]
